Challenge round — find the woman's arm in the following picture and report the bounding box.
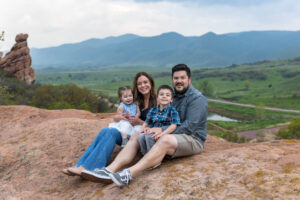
[128,116,144,126]
[136,105,141,118]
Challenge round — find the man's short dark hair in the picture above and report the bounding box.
[157,85,174,98]
[172,64,191,78]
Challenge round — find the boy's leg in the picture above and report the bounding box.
[145,134,156,154]
[137,133,147,155]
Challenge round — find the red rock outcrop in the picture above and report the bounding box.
[0,105,299,199]
[0,33,35,85]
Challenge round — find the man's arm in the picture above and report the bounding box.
[173,96,207,135]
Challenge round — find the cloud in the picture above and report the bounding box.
[0,0,299,51]
[134,0,279,7]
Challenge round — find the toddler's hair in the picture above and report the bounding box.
[157,85,174,98]
[118,86,133,103]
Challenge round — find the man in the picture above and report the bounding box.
[81,64,207,186]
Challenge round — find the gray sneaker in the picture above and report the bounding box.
[109,168,131,187]
[81,168,112,184]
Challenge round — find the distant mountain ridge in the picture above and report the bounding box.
[30,30,300,70]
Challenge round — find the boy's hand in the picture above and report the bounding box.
[149,127,162,135]
[143,127,152,134]
[152,131,165,141]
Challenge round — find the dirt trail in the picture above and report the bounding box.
[238,127,282,139]
[208,98,300,114]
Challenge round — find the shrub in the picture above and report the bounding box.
[277,119,300,139]
[0,70,111,113]
[48,102,74,110]
[195,80,214,97]
[210,131,248,143]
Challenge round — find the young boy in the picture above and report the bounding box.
[138,85,180,156]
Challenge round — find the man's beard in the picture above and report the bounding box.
[174,84,189,95]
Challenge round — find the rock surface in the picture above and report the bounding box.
[0,33,35,85]
[0,105,299,200]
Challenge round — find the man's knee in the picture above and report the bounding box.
[156,134,177,149]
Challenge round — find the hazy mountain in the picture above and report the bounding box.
[30,30,300,70]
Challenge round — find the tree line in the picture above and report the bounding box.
[0,69,111,113]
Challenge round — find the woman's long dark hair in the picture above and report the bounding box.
[133,72,157,110]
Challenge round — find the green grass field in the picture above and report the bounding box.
[36,57,300,109]
[35,58,300,138]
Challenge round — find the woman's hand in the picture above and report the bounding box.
[128,115,142,126]
[113,112,129,122]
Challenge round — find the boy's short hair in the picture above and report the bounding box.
[157,85,174,98]
[118,86,132,102]
[172,64,191,78]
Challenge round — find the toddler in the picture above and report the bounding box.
[109,86,141,146]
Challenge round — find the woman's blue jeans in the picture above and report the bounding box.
[76,127,122,170]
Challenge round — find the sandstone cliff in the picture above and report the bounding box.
[0,106,299,199]
[0,34,35,85]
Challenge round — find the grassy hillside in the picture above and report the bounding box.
[192,57,300,109]
[36,57,300,109]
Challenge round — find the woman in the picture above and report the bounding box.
[63,72,157,176]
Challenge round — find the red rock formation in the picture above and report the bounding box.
[0,105,299,200]
[0,33,35,85]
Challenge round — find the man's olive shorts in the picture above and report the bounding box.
[172,134,203,158]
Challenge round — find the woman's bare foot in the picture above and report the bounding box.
[67,166,86,176]
[62,168,75,176]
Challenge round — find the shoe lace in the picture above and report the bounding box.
[120,169,131,185]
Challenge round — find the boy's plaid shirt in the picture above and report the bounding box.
[145,104,180,128]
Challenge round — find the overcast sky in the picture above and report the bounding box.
[1,0,299,51]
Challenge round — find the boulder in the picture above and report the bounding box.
[0,33,35,85]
